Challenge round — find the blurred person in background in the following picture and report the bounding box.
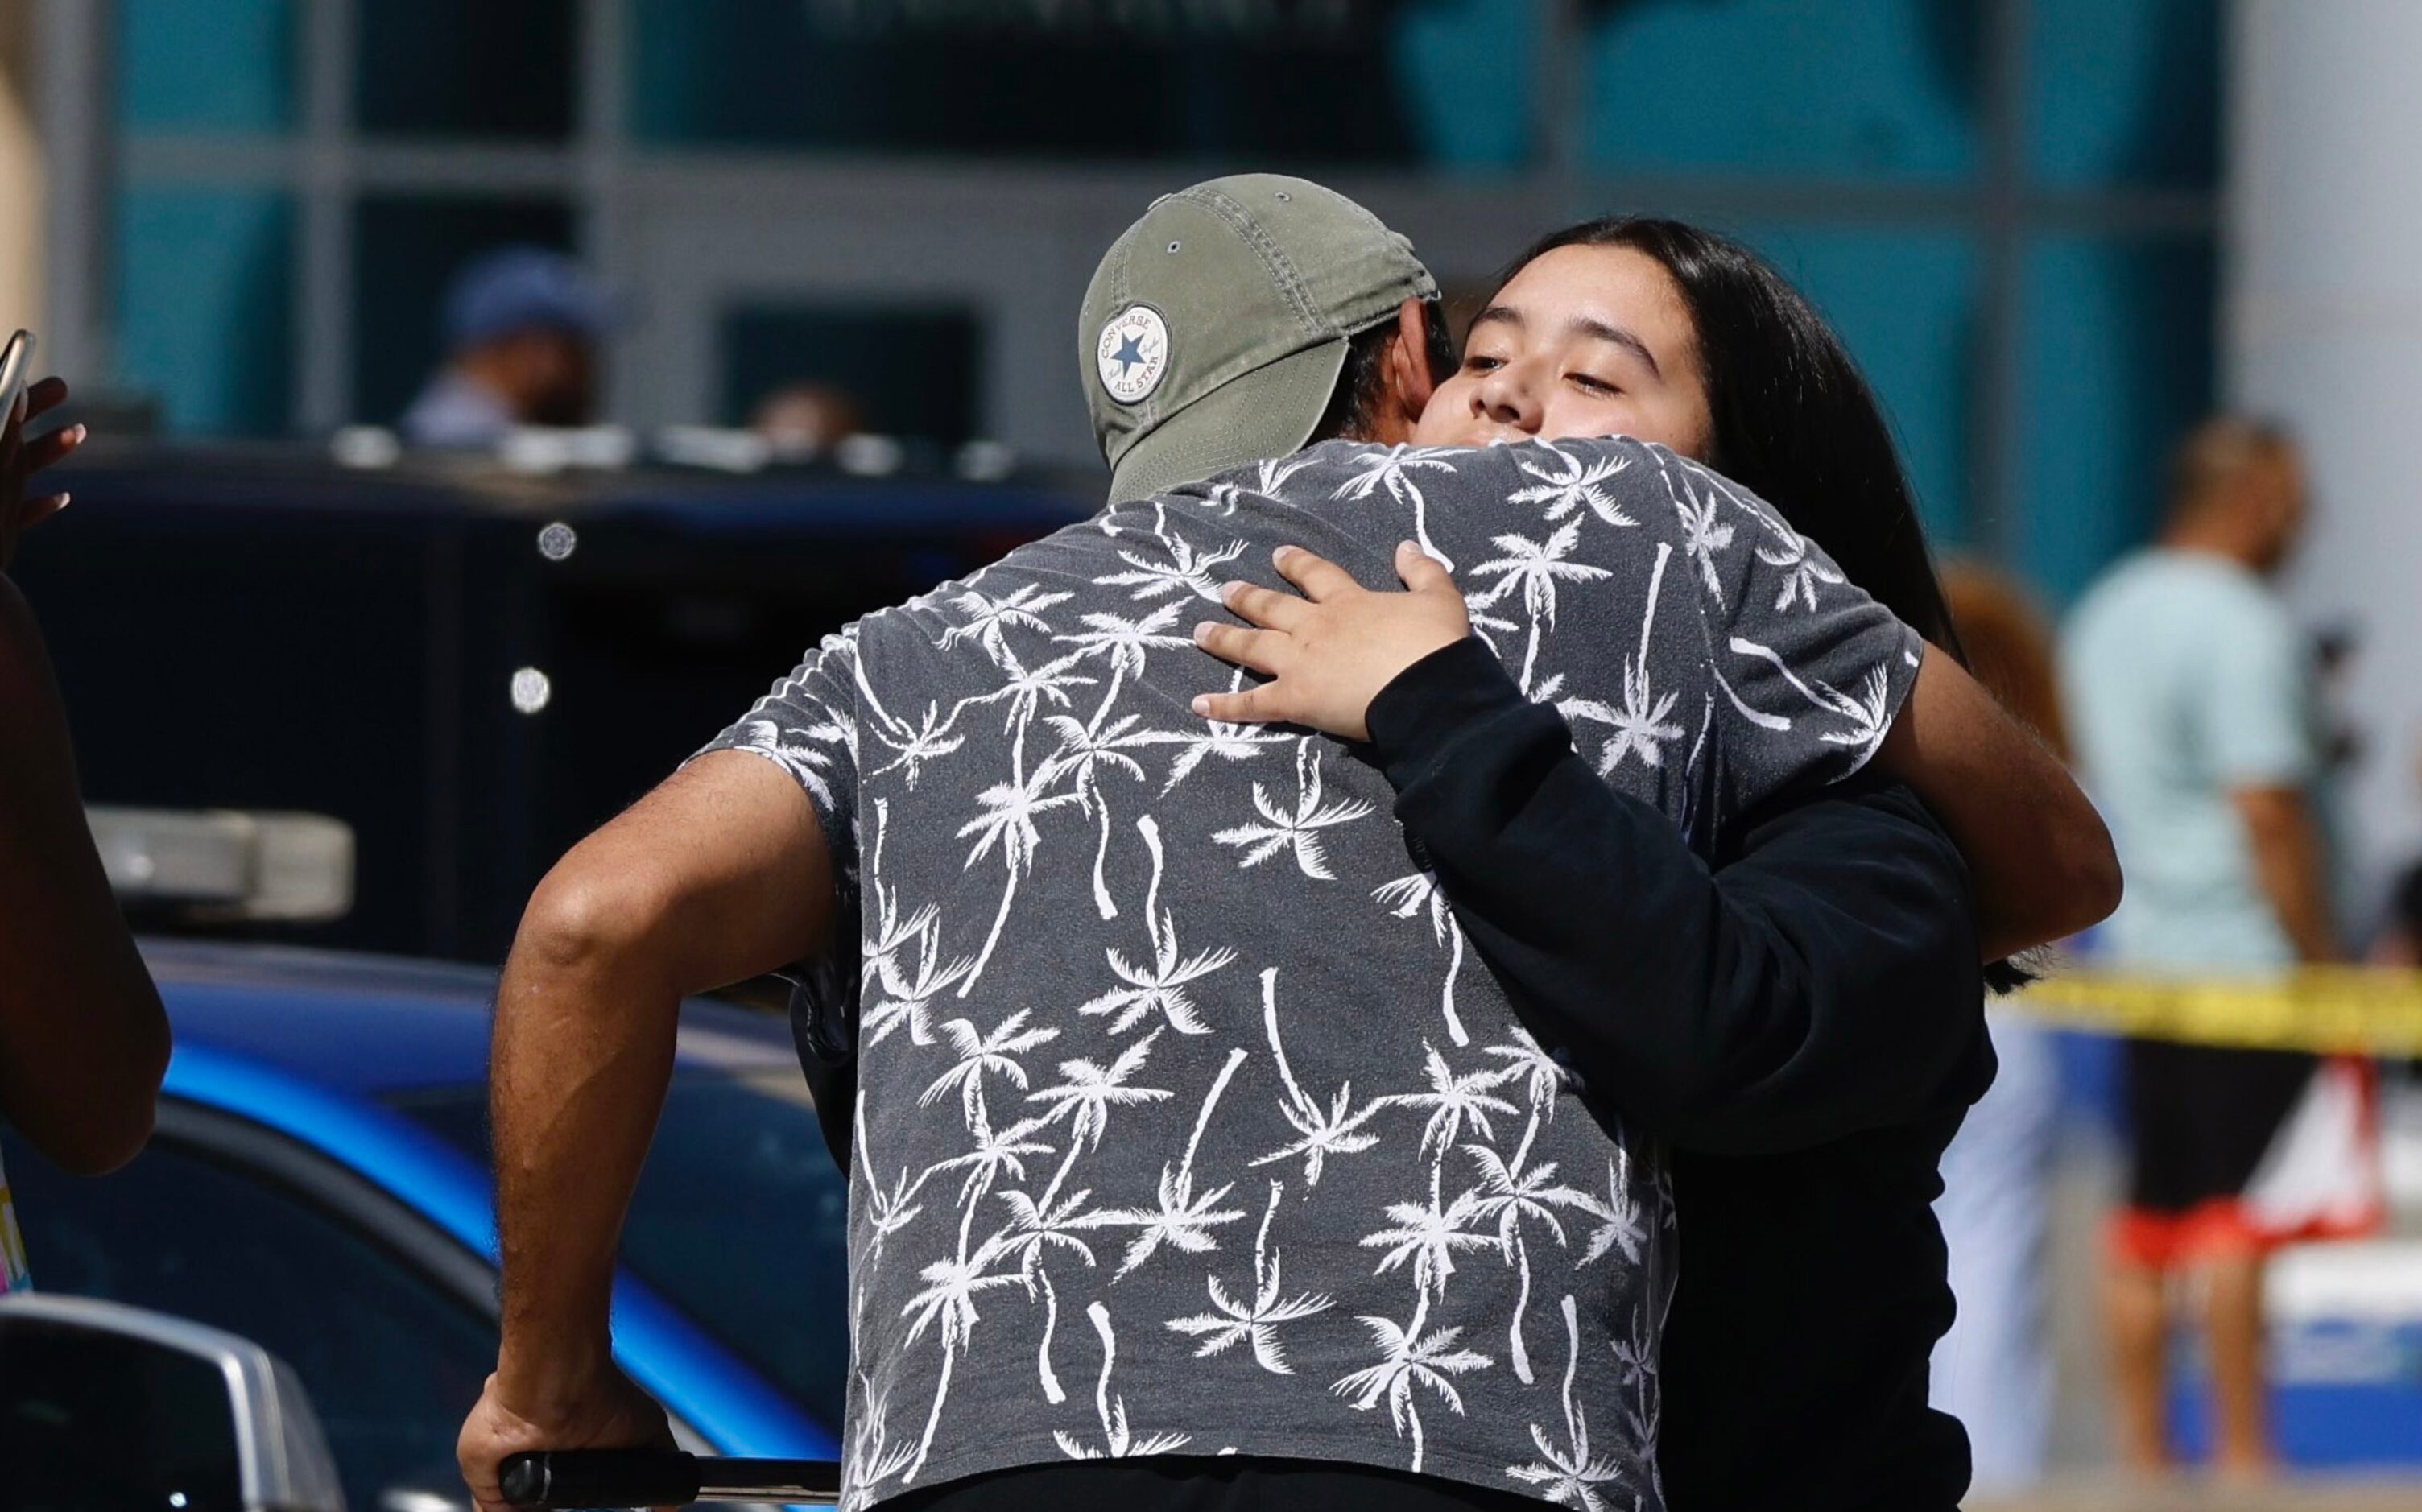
[750,381,865,460]
[1925,564,2070,1494]
[0,375,174,1293]
[2060,418,2333,1476]
[400,246,611,448]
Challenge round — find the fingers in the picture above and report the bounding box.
[23,376,68,421]
[1395,540,1457,595]
[1271,544,1360,601]
[18,494,68,531]
[1192,685,1284,725]
[1218,578,1309,631]
[23,423,86,473]
[1192,619,1283,675]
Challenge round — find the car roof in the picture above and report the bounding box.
[141,937,800,1097]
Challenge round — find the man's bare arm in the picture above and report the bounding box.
[1877,646,2122,960]
[2234,784,2337,965]
[461,750,833,1510]
[0,578,172,1174]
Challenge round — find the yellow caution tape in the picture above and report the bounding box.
[2011,966,2422,1056]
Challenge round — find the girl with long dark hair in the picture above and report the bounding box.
[1189,219,2043,1510]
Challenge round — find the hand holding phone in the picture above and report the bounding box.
[1,333,89,575]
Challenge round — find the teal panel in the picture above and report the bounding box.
[113,190,294,436]
[118,0,296,134]
[1388,0,1541,170]
[1739,225,1979,547]
[2016,235,2217,603]
[626,0,1510,165]
[2028,0,2221,188]
[1584,0,1981,180]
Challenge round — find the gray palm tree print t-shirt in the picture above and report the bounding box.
[701,437,1924,1511]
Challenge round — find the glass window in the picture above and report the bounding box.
[1583,0,1982,180]
[350,195,577,427]
[627,0,1529,166]
[397,1072,853,1431]
[354,0,577,141]
[1739,225,1981,545]
[2027,0,2222,188]
[113,190,295,436]
[2015,233,2217,601]
[722,303,984,444]
[118,0,296,135]
[0,1128,498,1512]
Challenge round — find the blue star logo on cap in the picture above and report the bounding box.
[1097,304,1171,406]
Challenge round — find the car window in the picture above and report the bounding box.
[0,1126,496,1511]
[394,1071,852,1430]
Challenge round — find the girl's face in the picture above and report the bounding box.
[1412,243,1715,459]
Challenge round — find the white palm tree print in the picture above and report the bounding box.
[1083,1047,1250,1278]
[1026,1024,1174,1201]
[1468,519,1614,690]
[1166,1180,1335,1373]
[1663,465,1736,599]
[1078,817,1238,1036]
[1250,968,1387,1188]
[953,736,1086,995]
[855,1097,933,1274]
[1333,444,1462,569]
[1374,870,1471,1047]
[1749,510,1845,612]
[1384,1039,1520,1175]
[1212,737,1374,880]
[863,917,976,1051]
[866,700,967,790]
[1134,671,1292,793]
[1100,531,1249,604]
[1330,1293,1494,1474]
[1464,1113,1596,1385]
[1041,690,1155,920]
[1054,1302,1192,1460]
[1362,1179,1498,1306]
[1504,1295,1631,1510]
[1561,543,1684,775]
[1577,1155,1649,1269]
[899,1248,1026,1482]
[920,1009,1061,1131]
[1053,600,1196,680]
[1509,442,1638,529]
[938,582,1073,674]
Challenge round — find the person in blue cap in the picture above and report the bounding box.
[401,246,612,448]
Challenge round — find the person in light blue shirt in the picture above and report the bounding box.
[2060,418,2334,1477]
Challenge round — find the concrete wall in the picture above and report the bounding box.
[2226,0,2422,910]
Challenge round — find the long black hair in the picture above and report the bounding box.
[1495,217,1966,662]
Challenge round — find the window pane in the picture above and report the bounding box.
[627,0,1535,167]
[1,1130,498,1512]
[114,190,294,436]
[2015,235,2217,601]
[351,196,577,428]
[2027,0,2222,188]
[723,303,984,445]
[118,0,296,135]
[1740,225,1980,544]
[1584,0,1982,180]
[355,0,577,141]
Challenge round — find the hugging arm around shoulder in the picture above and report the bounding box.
[1365,636,1988,1156]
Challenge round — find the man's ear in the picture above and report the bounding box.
[1376,296,1439,440]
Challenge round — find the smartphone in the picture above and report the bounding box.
[0,330,32,425]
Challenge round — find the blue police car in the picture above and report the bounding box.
[0,939,849,1512]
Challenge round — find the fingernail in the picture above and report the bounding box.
[72,424,88,443]
[1191,695,1211,716]
[54,493,69,510]
[1272,545,1296,565]
[1193,621,1217,644]
[1219,580,1242,604]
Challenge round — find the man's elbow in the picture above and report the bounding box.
[2054,809,2125,936]
[515,854,683,983]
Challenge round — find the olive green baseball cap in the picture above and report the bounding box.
[1081,174,1437,504]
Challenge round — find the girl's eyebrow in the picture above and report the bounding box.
[1566,316,1663,379]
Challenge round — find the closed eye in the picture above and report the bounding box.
[1462,354,1504,374]
[1569,373,1618,396]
